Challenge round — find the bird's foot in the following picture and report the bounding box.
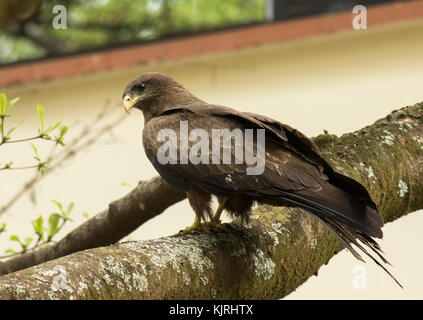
[178,219,225,235]
[209,219,227,231]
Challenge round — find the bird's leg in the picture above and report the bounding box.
[179,189,230,234]
[179,198,229,234]
[180,215,201,233]
[211,197,228,225]
[178,187,213,234]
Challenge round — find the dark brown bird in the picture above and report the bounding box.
[122,71,401,287]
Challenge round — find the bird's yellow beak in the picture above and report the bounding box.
[123,94,144,114]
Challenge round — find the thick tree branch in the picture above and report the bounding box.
[0,177,186,276]
[0,102,422,299]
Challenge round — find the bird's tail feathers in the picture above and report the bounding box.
[316,215,402,288]
[276,186,402,288]
[279,184,383,238]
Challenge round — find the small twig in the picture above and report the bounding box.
[0,242,48,260]
[0,165,39,171]
[0,214,69,260]
[0,109,126,216]
[2,136,42,144]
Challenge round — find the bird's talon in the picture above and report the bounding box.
[177,221,225,235]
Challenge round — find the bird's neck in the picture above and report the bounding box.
[142,107,160,124]
[142,94,204,124]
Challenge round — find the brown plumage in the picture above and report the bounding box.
[122,71,401,287]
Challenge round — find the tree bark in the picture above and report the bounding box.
[0,102,422,299]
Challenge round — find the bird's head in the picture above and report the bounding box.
[122,72,198,121]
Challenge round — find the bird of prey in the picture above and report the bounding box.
[122,72,400,286]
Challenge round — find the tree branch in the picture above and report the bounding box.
[0,102,422,299]
[0,176,186,276]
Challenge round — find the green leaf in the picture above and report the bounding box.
[0,93,7,116]
[30,143,44,167]
[38,162,48,174]
[52,200,63,212]
[60,126,68,137]
[121,182,134,188]
[0,222,6,233]
[7,97,20,113]
[48,213,62,238]
[45,121,62,134]
[65,202,74,218]
[24,237,34,248]
[5,248,16,254]
[31,216,44,237]
[30,143,39,157]
[10,234,22,244]
[82,212,89,219]
[55,126,68,146]
[37,104,45,132]
[5,120,24,139]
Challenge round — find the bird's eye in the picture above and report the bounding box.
[137,83,146,91]
[124,96,131,102]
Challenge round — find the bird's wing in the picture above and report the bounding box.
[143,105,383,236]
[142,104,329,196]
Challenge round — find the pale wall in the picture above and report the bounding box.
[1,18,423,299]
